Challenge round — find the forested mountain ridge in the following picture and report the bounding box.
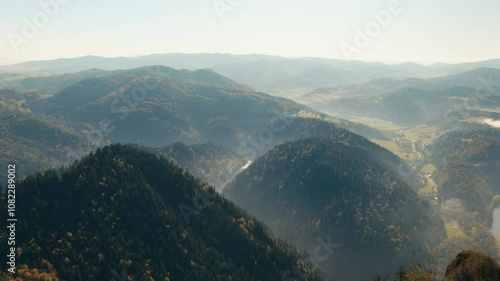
[299,68,500,126]
[0,66,319,183]
[430,129,500,211]
[2,54,500,98]
[0,144,323,281]
[224,137,446,280]
[0,65,253,95]
[28,65,314,147]
[0,89,88,185]
[0,69,113,94]
[0,65,395,186]
[267,118,421,190]
[1,143,499,280]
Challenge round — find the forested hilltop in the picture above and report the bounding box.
[0,144,323,281]
[224,138,446,280]
[1,144,499,280]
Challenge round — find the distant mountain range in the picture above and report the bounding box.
[299,68,500,126]
[2,53,500,98]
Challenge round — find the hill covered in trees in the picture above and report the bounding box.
[0,144,323,281]
[224,138,447,280]
[0,89,88,185]
[29,65,313,147]
[423,128,500,226]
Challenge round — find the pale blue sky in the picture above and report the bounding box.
[1,0,499,64]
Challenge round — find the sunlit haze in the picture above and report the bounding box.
[1,0,500,64]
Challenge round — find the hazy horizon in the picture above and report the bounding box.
[2,52,500,67]
[2,0,500,65]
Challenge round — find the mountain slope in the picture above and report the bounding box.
[37,65,313,147]
[2,53,500,98]
[0,53,282,74]
[2,66,393,186]
[224,138,446,280]
[0,63,255,95]
[0,89,89,184]
[0,69,113,94]
[426,129,500,224]
[300,68,500,126]
[267,118,420,189]
[0,144,323,281]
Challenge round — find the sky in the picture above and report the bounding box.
[1,0,499,65]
